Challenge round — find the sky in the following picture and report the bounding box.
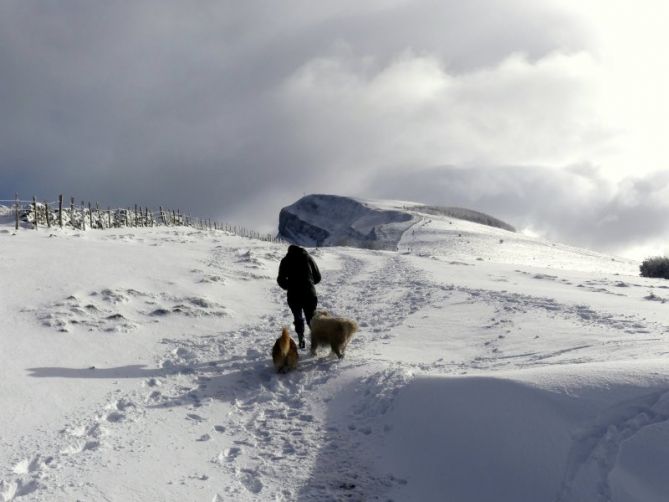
[1,0,667,258]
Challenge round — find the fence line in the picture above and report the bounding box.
[0,194,285,244]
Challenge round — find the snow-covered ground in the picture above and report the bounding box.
[1,207,669,501]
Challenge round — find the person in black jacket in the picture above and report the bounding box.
[277,245,321,349]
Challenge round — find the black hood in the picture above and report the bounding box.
[288,245,308,256]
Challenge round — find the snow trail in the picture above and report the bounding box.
[134,245,437,499]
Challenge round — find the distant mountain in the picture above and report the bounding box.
[278,194,515,250]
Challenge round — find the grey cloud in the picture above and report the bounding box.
[1,0,591,231]
[364,165,669,254]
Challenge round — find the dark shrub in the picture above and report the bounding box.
[640,256,669,279]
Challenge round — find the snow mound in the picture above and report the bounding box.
[376,368,669,502]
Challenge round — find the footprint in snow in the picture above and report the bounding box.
[145,377,161,387]
[186,413,206,422]
[0,479,40,500]
[237,468,263,494]
[146,390,163,402]
[12,455,54,475]
[214,447,241,463]
[61,440,101,455]
[105,411,125,423]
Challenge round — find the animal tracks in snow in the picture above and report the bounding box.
[459,285,663,337]
[0,391,145,501]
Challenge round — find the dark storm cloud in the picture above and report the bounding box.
[366,165,669,255]
[0,0,588,220]
[6,0,651,257]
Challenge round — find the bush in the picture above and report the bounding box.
[640,256,669,279]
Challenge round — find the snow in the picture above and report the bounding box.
[1,200,668,501]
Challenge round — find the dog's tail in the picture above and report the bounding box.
[345,319,359,333]
[278,327,291,356]
[273,327,298,372]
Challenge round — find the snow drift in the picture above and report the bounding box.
[374,368,669,502]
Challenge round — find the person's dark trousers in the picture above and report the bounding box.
[288,292,317,348]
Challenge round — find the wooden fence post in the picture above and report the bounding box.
[70,197,75,229]
[14,193,19,230]
[58,195,63,228]
[32,196,37,230]
[45,201,51,228]
[88,202,93,229]
[81,202,86,230]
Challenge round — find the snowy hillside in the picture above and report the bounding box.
[1,213,669,501]
[279,194,520,251]
[280,195,633,274]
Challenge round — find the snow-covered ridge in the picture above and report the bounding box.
[278,195,635,273]
[278,194,516,250]
[404,204,516,232]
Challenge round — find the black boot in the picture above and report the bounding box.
[298,335,306,349]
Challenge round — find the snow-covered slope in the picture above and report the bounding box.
[1,214,667,501]
[280,194,518,251]
[280,195,635,274]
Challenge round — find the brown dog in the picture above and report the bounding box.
[272,327,299,373]
[309,310,358,358]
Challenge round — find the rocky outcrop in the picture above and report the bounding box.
[278,194,516,250]
[278,194,414,250]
